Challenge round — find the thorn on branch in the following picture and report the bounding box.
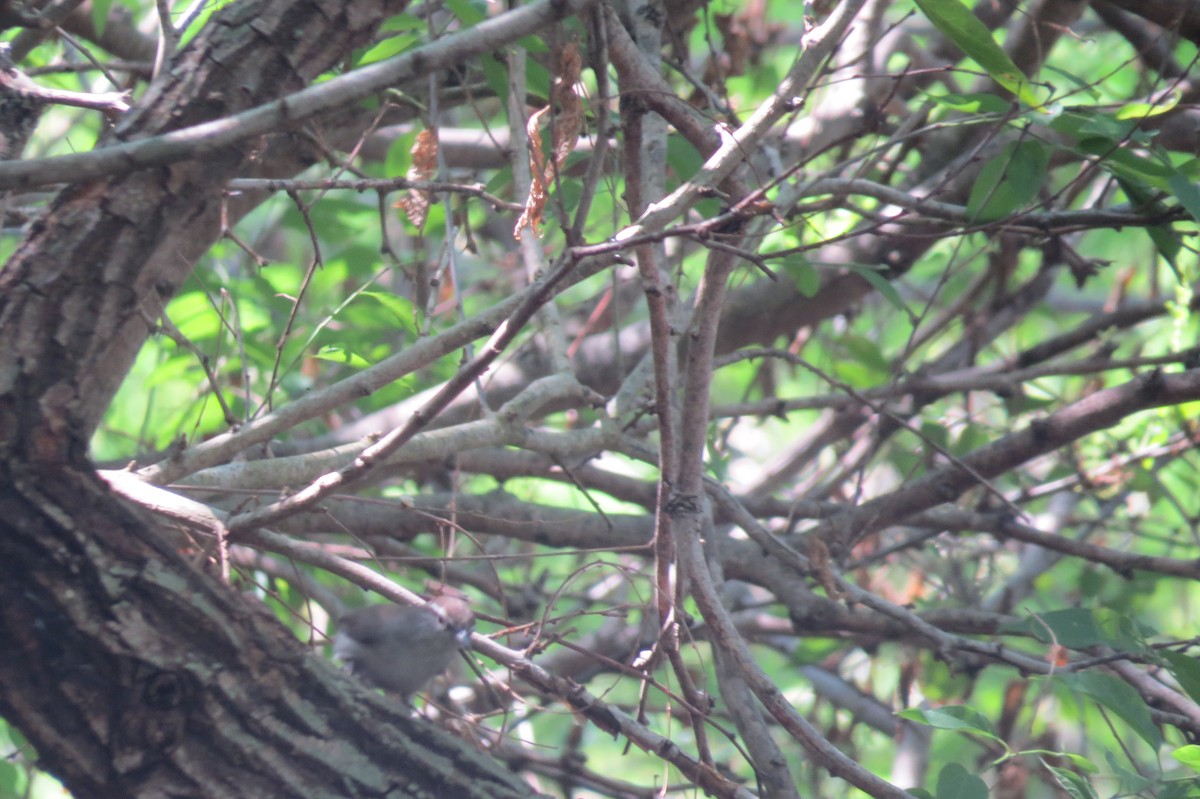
[1139,367,1166,398]
[1027,417,1051,446]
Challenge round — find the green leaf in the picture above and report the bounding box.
[168,291,223,342]
[1104,749,1156,794]
[385,129,419,179]
[841,263,913,319]
[526,57,553,102]
[1046,109,1165,189]
[313,345,371,369]
[1161,651,1200,707]
[1117,177,1181,272]
[481,54,510,108]
[1017,751,1098,773]
[912,0,1042,107]
[922,90,1012,115]
[1072,113,1139,142]
[1167,169,1200,227]
[1081,139,1171,185]
[1002,608,1106,648]
[357,33,420,67]
[485,163,514,196]
[1003,391,1056,414]
[842,334,891,377]
[782,255,820,297]
[1095,610,1155,654]
[381,12,425,32]
[357,290,418,334]
[0,757,27,798]
[1176,748,1200,774]
[667,134,704,182]
[897,705,1000,742]
[444,0,485,25]
[1044,762,1099,799]
[92,0,112,37]
[516,34,550,53]
[966,139,1051,221]
[1057,672,1162,750]
[1160,778,1200,799]
[1042,65,1101,99]
[935,763,988,799]
[1147,224,1182,271]
[1115,89,1182,120]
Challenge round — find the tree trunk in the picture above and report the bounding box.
[0,465,530,798]
[0,0,536,795]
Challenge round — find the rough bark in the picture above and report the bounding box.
[0,464,530,798]
[0,0,539,795]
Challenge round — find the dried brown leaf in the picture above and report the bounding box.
[396,128,439,229]
[514,107,550,240]
[546,41,583,187]
[515,42,586,240]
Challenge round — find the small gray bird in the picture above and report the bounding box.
[334,596,475,699]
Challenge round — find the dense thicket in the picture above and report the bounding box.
[4,1,1200,798]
